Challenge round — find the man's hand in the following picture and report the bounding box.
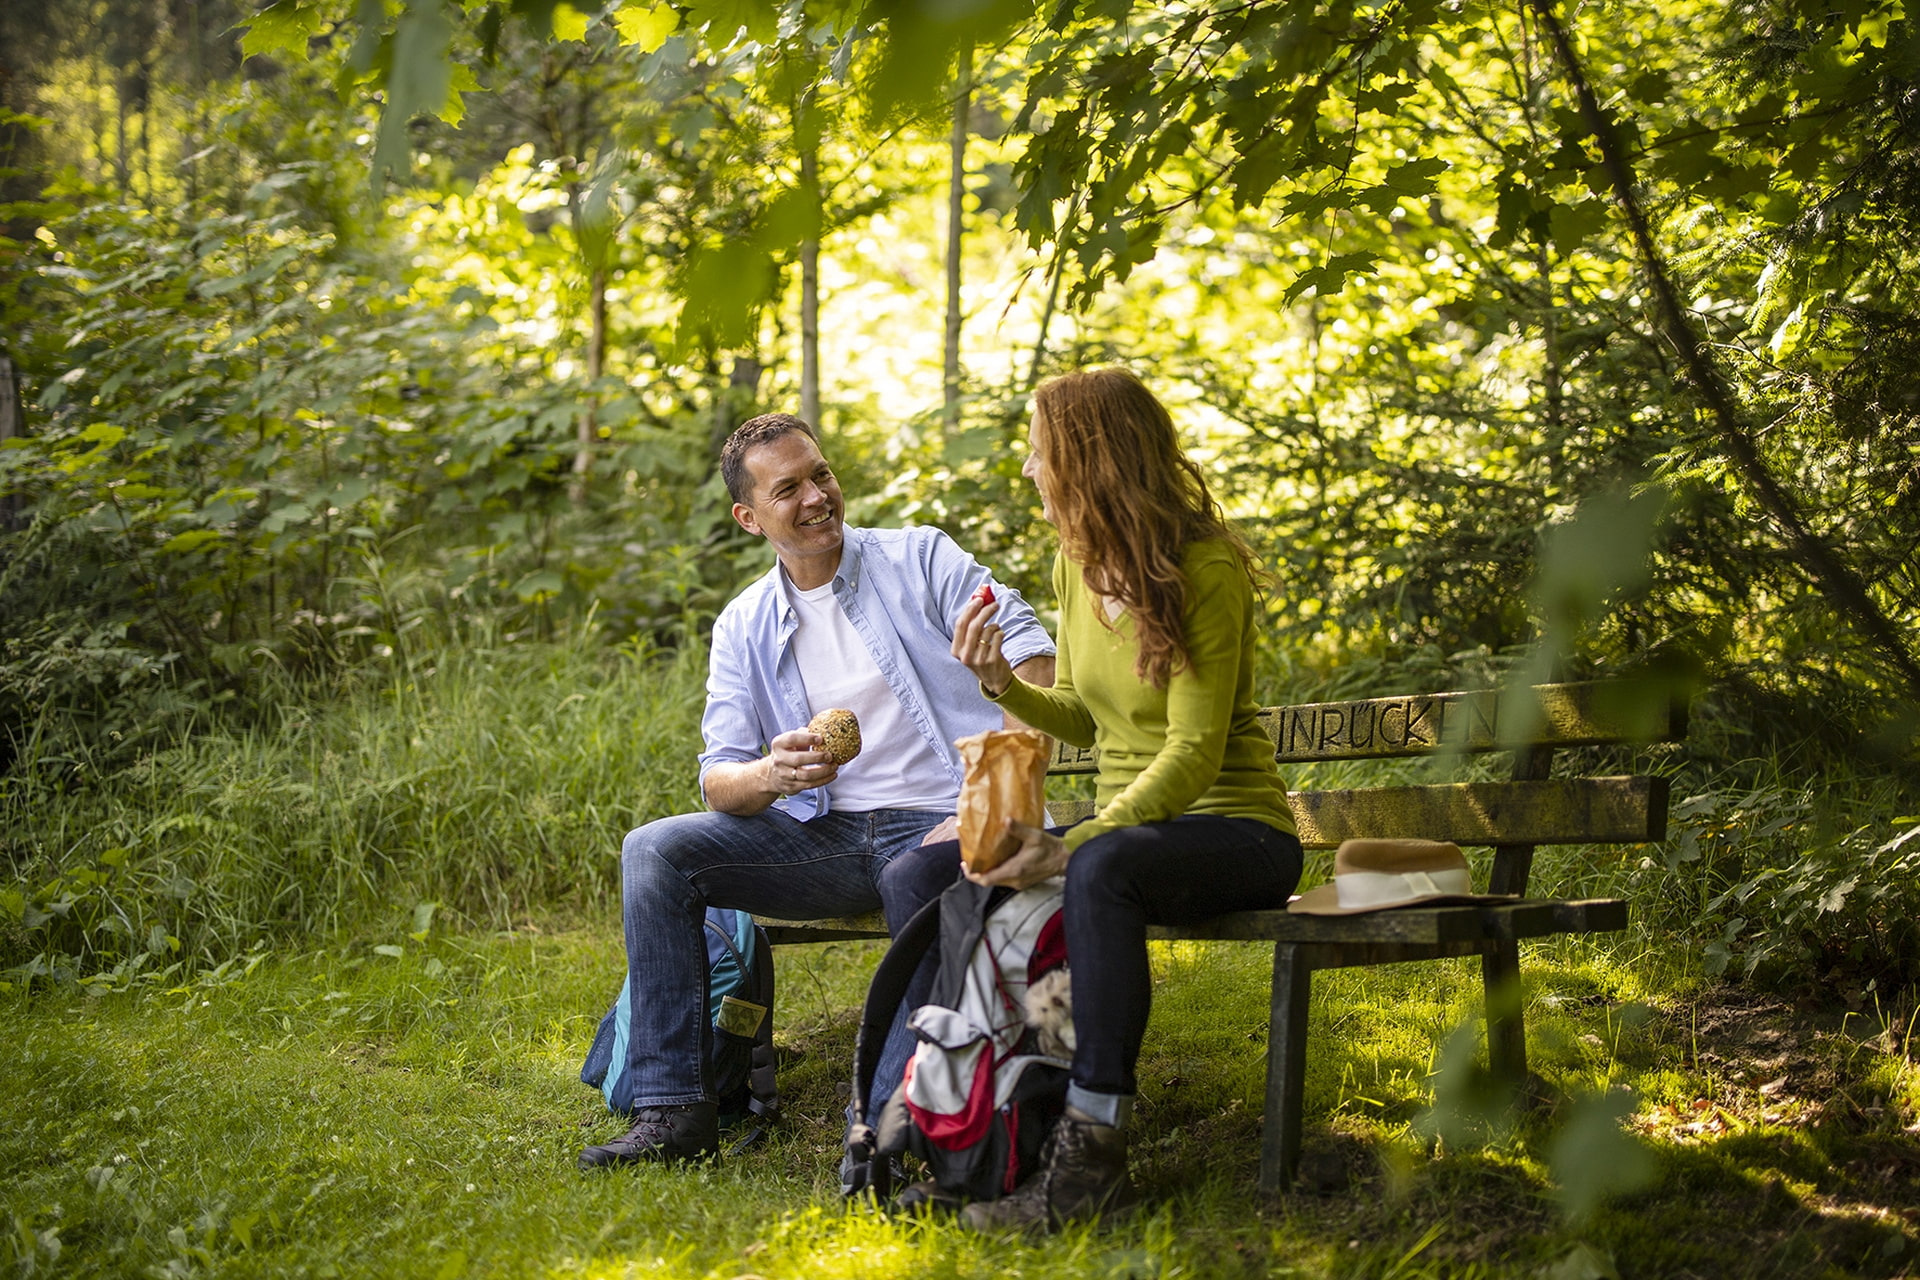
[703,727,838,814]
[764,727,839,797]
[964,819,1068,890]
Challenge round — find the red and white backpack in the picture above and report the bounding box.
[842,878,1072,1205]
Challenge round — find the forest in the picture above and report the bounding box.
[2,0,1918,1275]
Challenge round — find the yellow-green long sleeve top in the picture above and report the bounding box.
[992,541,1296,852]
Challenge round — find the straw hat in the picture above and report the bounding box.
[1286,838,1516,916]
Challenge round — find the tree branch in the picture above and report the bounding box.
[1530,0,1920,702]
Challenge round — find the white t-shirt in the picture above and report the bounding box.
[789,579,955,812]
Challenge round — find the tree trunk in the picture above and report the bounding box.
[711,356,765,455]
[943,45,972,432]
[800,144,821,428]
[571,261,606,504]
[0,354,22,532]
[1530,0,1920,702]
[1026,260,1065,391]
[114,78,130,195]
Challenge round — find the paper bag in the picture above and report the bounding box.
[955,729,1051,873]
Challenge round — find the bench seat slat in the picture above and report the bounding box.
[757,898,1630,948]
[1143,897,1628,944]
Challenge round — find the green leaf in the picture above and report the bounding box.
[261,501,314,534]
[373,0,457,188]
[1548,1090,1657,1222]
[348,0,387,74]
[442,64,481,128]
[1533,486,1664,636]
[1626,68,1671,105]
[682,0,777,44]
[612,2,677,50]
[76,422,126,446]
[161,530,224,554]
[550,2,591,41]
[240,1,325,62]
[512,569,566,601]
[197,274,249,298]
[1548,197,1610,253]
[1817,875,1860,913]
[1382,155,1447,197]
[1282,251,1378,304]
[1355,81,1418,114]
[373,943,406,958]
[675,239,775,350]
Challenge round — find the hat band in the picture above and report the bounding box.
[1335,866,1472,909]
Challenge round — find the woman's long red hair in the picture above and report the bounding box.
[1032,368,1260,688]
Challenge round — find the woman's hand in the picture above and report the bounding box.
[952,587,1014,697]
[965,819,1068,889]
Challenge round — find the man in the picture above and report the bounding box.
[579,412,1055,1168]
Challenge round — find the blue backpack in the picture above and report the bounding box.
[580,907,779,1135]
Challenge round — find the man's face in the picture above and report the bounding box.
[731,431,845,576]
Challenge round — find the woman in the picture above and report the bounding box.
[942,367,1301,1230]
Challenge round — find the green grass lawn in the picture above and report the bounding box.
[6,647,1916,1275]
[5,919,1915,1279]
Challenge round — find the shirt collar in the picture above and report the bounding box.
[773,527,863,616]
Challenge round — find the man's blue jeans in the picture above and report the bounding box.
[617,805,950,1109]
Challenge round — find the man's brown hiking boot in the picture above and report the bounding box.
[578,1102,720,1169]
[961,1106,1135,1232]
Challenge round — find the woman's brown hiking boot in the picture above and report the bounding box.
[961,1107,1135,1233]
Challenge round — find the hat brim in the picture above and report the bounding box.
[1286,883,1518,916]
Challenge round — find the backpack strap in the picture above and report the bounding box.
[705,912,779,1122]
[744,921,778,1121]
[842,891,945,1200]
[849,894,943,1129]
[929,878,1009,1010]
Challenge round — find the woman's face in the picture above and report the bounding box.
[1022,414,1055,524]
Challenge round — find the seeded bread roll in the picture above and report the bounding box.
[807,708,862,765]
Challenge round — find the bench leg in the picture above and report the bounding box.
[1260,942,1315,1192]
[1481,940,1528,1084]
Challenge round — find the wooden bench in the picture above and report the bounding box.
[759,679,1684,1191]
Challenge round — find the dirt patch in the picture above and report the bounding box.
[1642,985,1917,1139]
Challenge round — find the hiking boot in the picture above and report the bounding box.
[578,1102,719,1169]
[895,1178,965,1216]
[962,1107,1135,1233]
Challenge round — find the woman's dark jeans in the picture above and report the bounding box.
[1064,814,1302,1103]
[875,813,1302,1117]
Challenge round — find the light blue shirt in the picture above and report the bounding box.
[698,525,1056,819]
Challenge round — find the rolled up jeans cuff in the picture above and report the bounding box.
[1066,1084,1132,1130]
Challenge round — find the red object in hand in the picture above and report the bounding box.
[972,583,996,605]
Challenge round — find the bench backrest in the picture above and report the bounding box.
[1044,680,1686,895]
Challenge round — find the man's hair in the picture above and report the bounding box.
[721,413,818,505]
[1032,367,1260,689]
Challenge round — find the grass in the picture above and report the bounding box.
[1,639,710,980]
[5,639,1920,1276]
[4,920,1916,1279]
